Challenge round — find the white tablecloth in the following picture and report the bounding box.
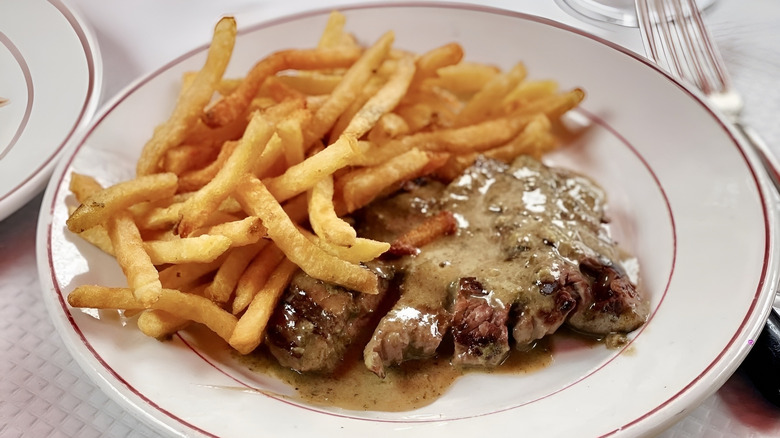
[3,0,780,436]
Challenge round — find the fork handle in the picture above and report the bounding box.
[742,308,780,407]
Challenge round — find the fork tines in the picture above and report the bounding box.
[636,0,732,95]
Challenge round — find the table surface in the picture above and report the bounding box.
[3,0,780,436]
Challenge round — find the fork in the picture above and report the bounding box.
[634,0,780,406]
[635,0,780,191]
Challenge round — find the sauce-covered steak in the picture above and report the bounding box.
[266,155,647,376]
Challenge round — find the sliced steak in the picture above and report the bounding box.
[365,155,647,374]
[265,268,389,373]
[451,277,511,366]
[567,257,646,334]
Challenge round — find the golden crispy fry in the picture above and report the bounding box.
[276,110,309,167]
[366,112,410,144]
[435,114,555,180]
[235,175,379,294]
[300,227,389,264]
[425,61,501,95]
[66,173,177,233]
[136,17,237,175]
[330,76,383,139]
[308,175,356,246]
[264,134,359,203]
[276,72,343,95]
[138,309,191,339]
[233,243,285,314]
[408,42,464,89]
[77,226,114,255]
[106,211,162,305]
[502,79,559,109]
[229,258,298,354]
[177,140,239,192]
[143,234,232,265]
[338,148,448,213]
[318,10,347,48]
[158,256,225,291]
[68,286,237,341]
[204,241,268,304]
[356,90,582,166]
[202,46,362,128]
[388,211,457,256]
[341,54,415,138]
[303,31,395,147]
[198,216,266,246]
[67,285,142,309]
[177,112,274,236]
[454,62,527,126]
[163,144,220,175]
[69,172,104,203]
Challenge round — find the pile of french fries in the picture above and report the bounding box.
[65,12,584,356]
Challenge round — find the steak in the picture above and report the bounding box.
[265,268,389,373]
[363,155,646,374]
[451,277,511,366]
[266,155,647,376]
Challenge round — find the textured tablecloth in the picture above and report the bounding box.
[2,0,780,436]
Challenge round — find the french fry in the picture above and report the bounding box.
[263,134,359,203]
[318,10,348,49]
[66,173,177,233]
[177,112,274,236]
[308,175,356,246]
[425,61,501,96]
[340,54,415,138]
[199,216,266,247]
[276,72,344,95]
[235,175,379,294]
[366,112,409,144]
[68,286,237,341]
[435,114,556,180]
[202,46,362,128]
[229,258,298,354]
[136,17,237,175]
[454,62,527,127]
[158,256,226,291]
[162,143,221,175]
[338,148,448,213]
[408,42,464,89]
[276,110,308,167]
[105,211,162,305]
[233,242,285,314]
[300,227,389,264]
[204,241,267,304]
[138,309,191,339]
[143,234,232,265]
[77,226,114,255]
[303,31,395,147]
[69,172,104,202]
[388,211,457,256]
[178,140,239,192]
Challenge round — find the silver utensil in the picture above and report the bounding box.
[635,0,780,406]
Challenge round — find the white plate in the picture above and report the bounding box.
[0,0,101,221]
[36,3,780,437]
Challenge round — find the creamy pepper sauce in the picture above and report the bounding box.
[237,339,557,411]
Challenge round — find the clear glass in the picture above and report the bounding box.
[556,0,717,27]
